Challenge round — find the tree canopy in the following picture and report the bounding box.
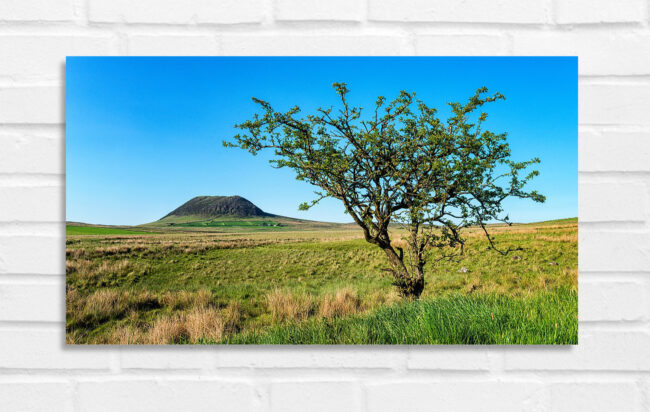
[225,83,544,298]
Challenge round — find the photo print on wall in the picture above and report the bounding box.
[65,56,577,344]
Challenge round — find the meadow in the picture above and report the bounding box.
[66,226,155,236]
[65,219,577,344]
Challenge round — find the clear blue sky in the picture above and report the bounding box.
[66,57,577,225]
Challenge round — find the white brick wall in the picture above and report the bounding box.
[1,0,648,410]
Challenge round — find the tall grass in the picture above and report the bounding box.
[319,287,361,319]
[224,288,577,344]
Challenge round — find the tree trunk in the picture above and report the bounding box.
[382,247,425,299]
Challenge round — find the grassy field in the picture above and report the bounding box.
[65,219,577,344]
[66,226,155,235]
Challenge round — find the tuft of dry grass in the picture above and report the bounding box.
[160,289,214,310]
[160,290,193,310]
[74,289,159,326]
[146,308,227,344]
[109,325,144,345]
[81,289,133,323]
[65,259,92,277]
[266,289,314,323]
[185,308,226,342]
[66,248,86,258]
[148,316,191,344]
[319,287,361,319]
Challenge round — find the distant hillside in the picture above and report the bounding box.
[147,195,348,231]
[161,196,273,220]
[102,194,361,233]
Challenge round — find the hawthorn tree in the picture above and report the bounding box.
[225,83,544,299]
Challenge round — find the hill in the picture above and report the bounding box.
[144,195,348,231]
[161,196,272,219]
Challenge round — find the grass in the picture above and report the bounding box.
[66,218,577,344]
[66,225,154,235]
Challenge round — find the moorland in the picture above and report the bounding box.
[66,196,577,344]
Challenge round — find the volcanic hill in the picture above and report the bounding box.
[161,195,273,220]
[146,195,349,231]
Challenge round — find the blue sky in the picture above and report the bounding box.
[66,57,577,225]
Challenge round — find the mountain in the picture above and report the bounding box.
[146,195,351,231]
[161,195,273,220]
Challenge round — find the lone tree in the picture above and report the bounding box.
[225,83,544,299]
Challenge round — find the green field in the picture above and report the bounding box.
[66,225,154,235]
[65,219,577,344]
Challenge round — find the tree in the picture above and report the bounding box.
[225,83,545,299]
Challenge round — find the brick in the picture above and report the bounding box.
[579,181,646,222]
[0,87,62,124]
[0,329,111,369]
[579,231,650,272]
[0,236,64,275]
[271,381,361,412]
[0,1,649,406]
[579,130,650,172]
[0,186,63,222]
[76,380,255,412]
[407,347,491,370]
[580,83,650,126]
[0,130,63,174]
[642,379,650,409]
[415,34,508,55]
[366,382,546,412]
[0,282,63,322]
[504,330,650,370]
[512,31,650,75]
[548,382,643,411]
[554,0,645,24]
[368,0,548,23]
[0,0,75,22]
[89,0,265,24]
[120,348,214,370]
[275,0,364,21]
[216,347,405,369]
[127,35,219,55]
[0,382,73,412]
[579,280,646,321]
[221,34,411,55]
[0,36,114,82]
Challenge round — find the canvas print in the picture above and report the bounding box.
[66,57,577,344]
